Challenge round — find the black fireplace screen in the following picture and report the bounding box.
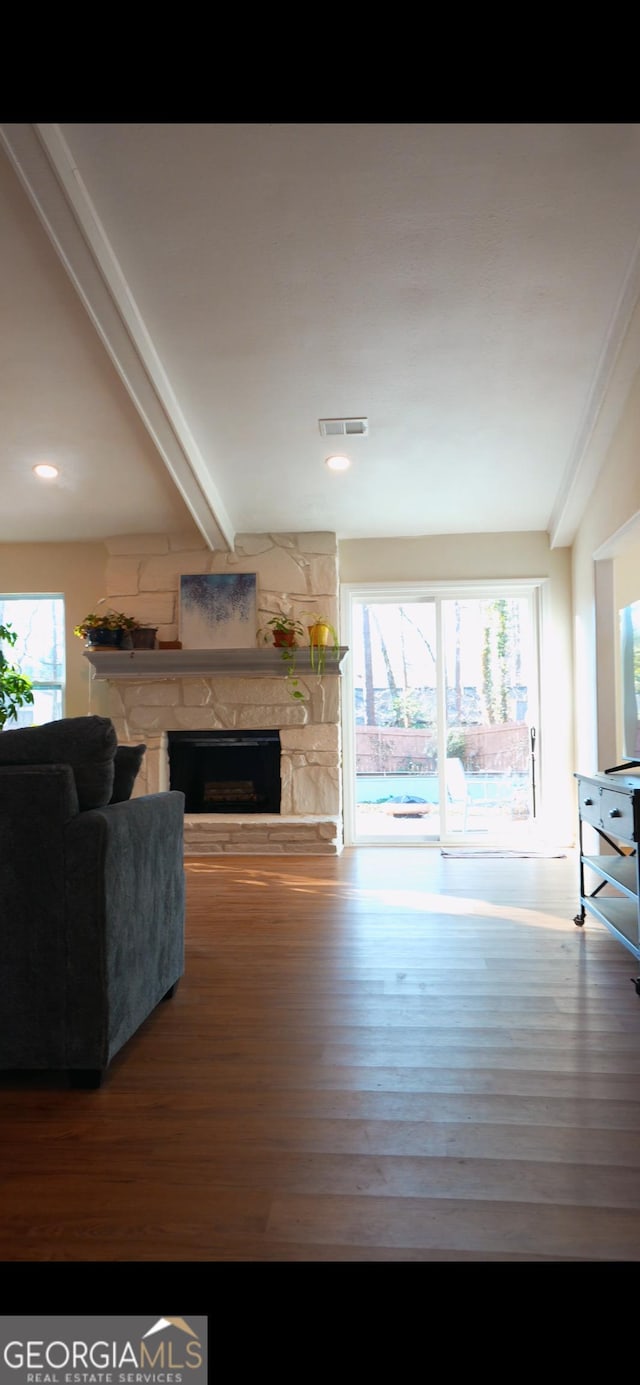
[167,729,281,813]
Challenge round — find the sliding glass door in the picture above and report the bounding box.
[341,582,540,846]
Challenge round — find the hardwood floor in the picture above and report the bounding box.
[3,847,640,1263]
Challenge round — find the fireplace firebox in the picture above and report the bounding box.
[167,729,281,814]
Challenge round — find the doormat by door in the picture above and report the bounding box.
[441,849,567,858]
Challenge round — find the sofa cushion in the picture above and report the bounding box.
[0,716,117,810]
[110,743,147,803]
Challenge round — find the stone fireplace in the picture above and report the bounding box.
[85,530,345,855]
[87,646,346,854]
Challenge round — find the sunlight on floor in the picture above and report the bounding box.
[185,857,577,930]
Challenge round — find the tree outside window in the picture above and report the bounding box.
[0,595,65,727]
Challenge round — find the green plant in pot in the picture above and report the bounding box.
[257,614,307,701]
[302,613,340,674]
[0,622,35,729]
[74,606,139,649]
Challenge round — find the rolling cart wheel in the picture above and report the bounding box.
[631,978,640,998]
[573,913,585,927]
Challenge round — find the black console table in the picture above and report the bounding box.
[574,771,640,992]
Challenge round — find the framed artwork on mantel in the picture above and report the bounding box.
[179,573,258,649]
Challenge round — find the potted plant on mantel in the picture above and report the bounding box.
[302,613,340,675]
[256,614,306,650]
[256,615,307,701]
[74,602,159,651]
[74,607,139,650]
[256,612,341,699]
[0,622,35,729]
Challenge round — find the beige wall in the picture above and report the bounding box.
[339,531,569,585]
[611,548,640,763]
[0,542,108,718]
[615,544,640,612]
[339,531,574,843]
[572,368,640,774]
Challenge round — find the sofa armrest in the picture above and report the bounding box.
[64,791,186,1066]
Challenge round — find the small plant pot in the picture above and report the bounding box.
[86,627,124,649]
[308,622,331,647]
[273,629,297,648]
[131,627,158,650]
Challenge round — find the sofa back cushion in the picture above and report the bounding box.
[110,743,147,803]
[0,716,117,809]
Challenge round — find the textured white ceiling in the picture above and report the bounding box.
[2,122,640,548]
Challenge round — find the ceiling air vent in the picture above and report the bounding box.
[318,417,368,437]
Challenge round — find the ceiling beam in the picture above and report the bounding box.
[0,122,235,551]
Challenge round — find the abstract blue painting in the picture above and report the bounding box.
[179,573,257,649]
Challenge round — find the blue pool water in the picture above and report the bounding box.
[356,773,527,806]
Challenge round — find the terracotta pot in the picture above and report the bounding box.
[273,629,297,648]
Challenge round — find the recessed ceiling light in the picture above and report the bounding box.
[325,454,351,472]
[33,464,59,479]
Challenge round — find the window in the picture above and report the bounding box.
[0,595,65,727]
[341,580,541,846]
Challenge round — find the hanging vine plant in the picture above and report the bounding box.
[256,615,307,700]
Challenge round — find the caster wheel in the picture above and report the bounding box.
[573,914,585,927]
[631,978,640,997]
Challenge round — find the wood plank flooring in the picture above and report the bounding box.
[2,847,640,1263]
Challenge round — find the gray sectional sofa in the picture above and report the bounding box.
[0,715,185,1087]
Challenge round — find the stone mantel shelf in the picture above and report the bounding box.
[84,647,350,680]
